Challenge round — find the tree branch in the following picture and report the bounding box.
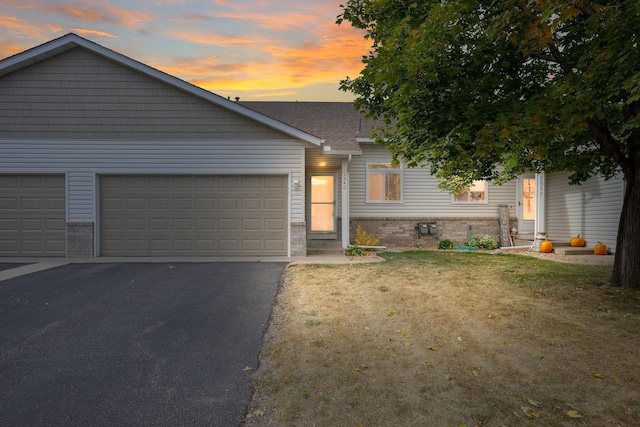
[586,114,631,177]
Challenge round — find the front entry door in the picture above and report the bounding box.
[518,173,536,237]
[309,173,336,238]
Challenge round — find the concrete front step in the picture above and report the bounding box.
[509,240,597,255]
[307,248,346,255]
[553,246,601,256]
[307,240,344,256]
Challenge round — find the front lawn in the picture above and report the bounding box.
[244,251,639,426]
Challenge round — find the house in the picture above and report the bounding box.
[0,34,623,258]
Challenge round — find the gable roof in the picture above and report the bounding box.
[0,33,324,146]
[241,102,386,154]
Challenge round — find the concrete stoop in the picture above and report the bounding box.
[306,240,344,256]
[553,246,602,256]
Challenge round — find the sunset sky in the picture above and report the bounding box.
[0,0,370,101]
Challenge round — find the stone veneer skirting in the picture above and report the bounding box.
[290,222,307,257]
[348,217,517,248]
[66,222,94,257]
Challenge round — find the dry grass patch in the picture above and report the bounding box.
[244,251,640,427]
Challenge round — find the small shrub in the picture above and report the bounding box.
[355,224,380,246]
[437,239,454,250]
[469,235,501,250]
[345,245,367,256]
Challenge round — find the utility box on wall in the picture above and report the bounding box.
[418,222,437,235]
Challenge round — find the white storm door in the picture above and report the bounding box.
[309,174,336,237]
[518,173,536,237]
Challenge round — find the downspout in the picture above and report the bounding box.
[341,155,351,249]
[535,172,546,236]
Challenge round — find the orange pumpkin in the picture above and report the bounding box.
[540,240,553,253]
[594,242,607,255]
[570,235,586,247]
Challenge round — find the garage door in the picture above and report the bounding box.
[100,175,288,256]
[0,175,66,256]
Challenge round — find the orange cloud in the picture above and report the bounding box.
[0,15,47,36]
[0,16,51,56]
[156,12,369,99]
[168,30,256,48]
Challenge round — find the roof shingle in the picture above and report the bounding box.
[241,101,385,153]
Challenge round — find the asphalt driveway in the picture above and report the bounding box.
[0,262,286,426]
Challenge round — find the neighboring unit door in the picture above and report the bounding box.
[0,174,66,256]
[308,173,336,238]
[100,175,287,256]
[517,173,536,237]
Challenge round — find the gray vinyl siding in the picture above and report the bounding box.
[0,47,288,140]
[0,46,309,227]
[67,171,95,222]
[0,140,306,224]
[546,172,623,251]
[350,144,517,218]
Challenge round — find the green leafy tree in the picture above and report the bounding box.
[338,0,640,288]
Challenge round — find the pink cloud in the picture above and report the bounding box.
[70,28,118,39]
[31,1,156,28]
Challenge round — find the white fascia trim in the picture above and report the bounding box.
[356,137,375,143]
[324,150,362,156]
[1,33,324,147]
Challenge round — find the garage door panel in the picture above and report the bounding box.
[173,219,193,230]
[243,219,261,230]
[0,219,17,230]
[150,219,171,230]
[126,198,146,210]
[172,198,193,209]
[242,240,261,251]
[0,175,66,256]
[18,218,44,233]
[46,197,65,210]
[196,219,216,231]
[0,198,17,209]
[149,240,170,252]
[195,198,215,209]
[196,240,216,251]
[126,219,147,231]
[21,218,43,231]
[100,175,287,256]
[242,198,261,209]
[219,177,239,188]
[219,198,238,210]
[265,239,286,251]
[219,218,239,231]
[266,218,286,231]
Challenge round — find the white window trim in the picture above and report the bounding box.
[450,180,489,205]
[366,163,403,203]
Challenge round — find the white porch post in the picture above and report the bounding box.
[535,172,546,235]
[341,158,350,249]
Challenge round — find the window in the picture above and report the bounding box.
[367,163,402,202]
[452,180,488,203]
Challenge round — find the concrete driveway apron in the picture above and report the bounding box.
[0,262,285,426]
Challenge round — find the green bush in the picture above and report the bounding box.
[469,235,501,250]
[345,245,367,256]
[437,239,454,250]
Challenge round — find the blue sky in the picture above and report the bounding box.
[1,0,369,101]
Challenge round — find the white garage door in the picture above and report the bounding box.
[100,175,288,256]
[0,175,66,256]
